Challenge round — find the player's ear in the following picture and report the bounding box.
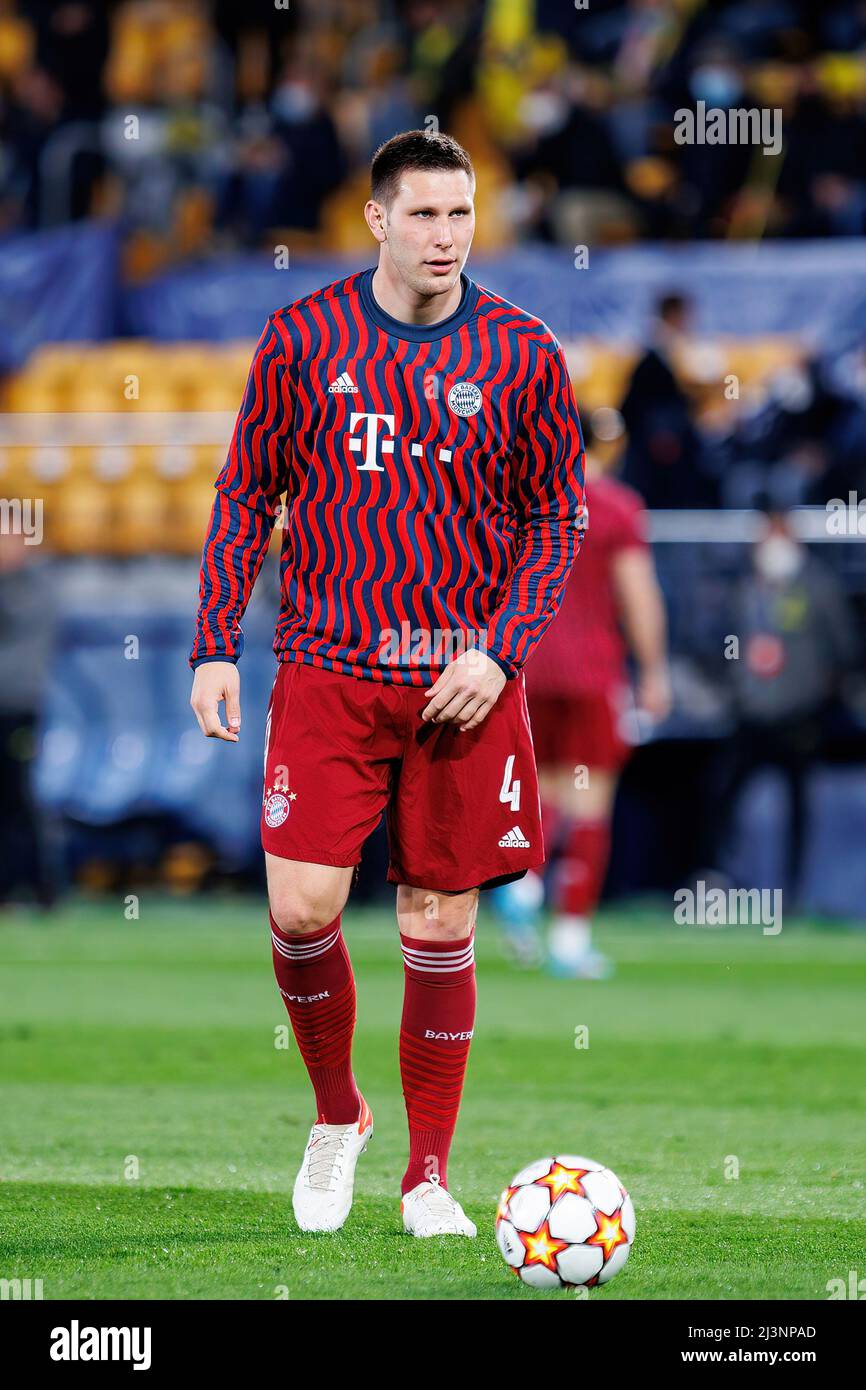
[364,199,387,243]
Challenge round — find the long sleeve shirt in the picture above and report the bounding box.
[191,267,586,685]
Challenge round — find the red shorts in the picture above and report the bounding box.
[528,687,634,773]
[261,660,543,891]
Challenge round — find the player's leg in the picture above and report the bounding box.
[267,853,359,1123]
[395,883,478,1238]
[268,852,373,1232]
[544,764,618,978]
[536,687,633,979]
[262,663,397,1231]
[386,672,543,1236]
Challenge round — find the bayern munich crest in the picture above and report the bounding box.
[447,381,483,417]
[264,791,291,828]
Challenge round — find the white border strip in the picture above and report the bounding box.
[0,412,235,446]
[647,507,864,544]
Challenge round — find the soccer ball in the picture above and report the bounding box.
[495,1155,635,1289]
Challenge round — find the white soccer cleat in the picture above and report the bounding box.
[547,917,614,980]
[292,1095,373,1233]
[401,1174,477,1238]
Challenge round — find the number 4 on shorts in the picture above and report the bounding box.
[499,754,521,811]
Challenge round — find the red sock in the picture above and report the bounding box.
[399,932,476,1195]
[271,913,360,1124]
[554,820,611,917]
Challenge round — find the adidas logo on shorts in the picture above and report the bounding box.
[499,825,530,848]
[328,371,358,394]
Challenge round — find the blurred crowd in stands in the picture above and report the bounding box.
[615,294,866,510]
[2,0,866,265]
[3,1,866,517]
[2,2,866,906]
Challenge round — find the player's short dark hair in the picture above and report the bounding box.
[370,130,475,207]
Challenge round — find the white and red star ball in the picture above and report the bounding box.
[495,1155,635,1290]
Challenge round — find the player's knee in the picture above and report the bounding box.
[419,918,475,942]
[269,892,337,937]
[398,885,479,939]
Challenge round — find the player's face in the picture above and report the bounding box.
[378,169,475,297]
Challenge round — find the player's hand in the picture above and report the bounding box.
[422,648,507,732]
[636,664,672,723]
[190,661,242,742]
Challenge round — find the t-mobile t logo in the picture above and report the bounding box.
[348,411,395,472]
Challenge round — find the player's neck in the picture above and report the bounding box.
[371,262,464,327]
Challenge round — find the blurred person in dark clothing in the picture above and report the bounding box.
[0,65,65,230]
[1,2,110,227]
[0,531,55,906]
[509,62,635,245]
[712,509,859,905]
[514,78,625,198]
[270,58,347,231]
[620,292,713,508]
[719,356,866,509]
[814,344,866,504]
[775,76,866,239]
[28,0,109,122]
[663,42,755,238]
[215,57,346,243]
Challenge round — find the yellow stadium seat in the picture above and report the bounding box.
[66,378,127,413]
[0,446,32,495]
[721,338,803,387]
[6,328,803,554]
[192,444,227,483]
[563,341,638,412]
[223,346,255,401]
[3,376,63,413]
[162,475,219,553]
[51,475,112,554]
[112,472,168,554]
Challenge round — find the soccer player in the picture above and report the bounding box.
[189,130,585,1238]
[513,448,670,978]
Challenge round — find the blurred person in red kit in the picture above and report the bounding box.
[493,427,670,977]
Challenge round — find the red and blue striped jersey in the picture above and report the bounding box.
[190,267,585,685]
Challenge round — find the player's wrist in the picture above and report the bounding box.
[483,648,517,680]
[190,654,240,671]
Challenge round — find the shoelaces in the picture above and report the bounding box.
[304,1127,349,1192]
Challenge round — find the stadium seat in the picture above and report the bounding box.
[564,342,637,412]
[0,332,816,555]
[162,476,218,553]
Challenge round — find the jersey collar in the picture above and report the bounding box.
[359,266,479,341]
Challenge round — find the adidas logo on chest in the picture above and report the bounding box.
[328,372,358,393]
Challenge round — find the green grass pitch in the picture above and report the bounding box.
[1,899,864,1300]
